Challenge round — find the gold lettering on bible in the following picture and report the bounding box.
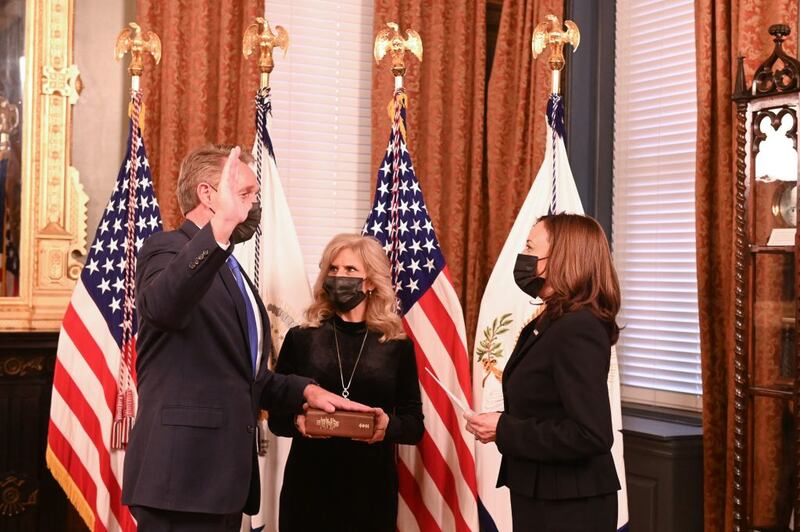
[315,417,340,431]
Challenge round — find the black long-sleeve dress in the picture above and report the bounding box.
[269,316,424,532]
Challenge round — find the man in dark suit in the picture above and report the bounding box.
[122,145,369,531]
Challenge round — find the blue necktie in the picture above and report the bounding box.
[227,256,258,376]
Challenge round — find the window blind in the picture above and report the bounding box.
[262,1,374,282]
[613,0,703,397]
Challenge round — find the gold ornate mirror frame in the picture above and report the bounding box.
[0,0,87,331]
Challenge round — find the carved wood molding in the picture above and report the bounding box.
[754,25,800,96]
[733,30,800,527]
[751,105,798,153]
[796,201,800,532]
[733,98,748,532]
[0,474,39,517]
[0,355,54,377]
[0,0,87,331]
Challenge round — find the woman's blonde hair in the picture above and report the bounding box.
[305,234,406,342]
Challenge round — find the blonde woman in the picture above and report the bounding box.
[269,233,424,532]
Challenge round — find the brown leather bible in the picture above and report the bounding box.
[304,409,375,439]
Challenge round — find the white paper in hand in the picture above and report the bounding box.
[424,367,475,416]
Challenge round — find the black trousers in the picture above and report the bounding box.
[130,506,241,532]
[510,491,618,532]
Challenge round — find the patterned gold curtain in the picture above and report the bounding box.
[694,2,798,530]
[485,0,563,277]
[136,0,260,230]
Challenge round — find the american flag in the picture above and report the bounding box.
[235,87,313,532]
[363,89,479,531]
[46,92,161,532]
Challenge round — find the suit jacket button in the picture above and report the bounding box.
[247,425,255,433]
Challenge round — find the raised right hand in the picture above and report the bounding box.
[210,146,249,243]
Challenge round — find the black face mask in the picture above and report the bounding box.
[230,202,261,244]
[513,253,547,298]
[323,276,367,312]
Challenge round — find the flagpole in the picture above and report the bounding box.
[370,23,481,531]
[530,18,631,532]
[111,21,161,449]
[241,18,299,532]
[374,22,422,299]
[115,21,161,99]
[375,21,423,81]
[531,15,580,95]
[244,17,290,90]
[243,17,289,296]
[531,15,580,214]
[243,11,290,459]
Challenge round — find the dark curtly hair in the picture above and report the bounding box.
[538,213,621,344]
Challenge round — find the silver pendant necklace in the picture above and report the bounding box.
[333,320,369,399]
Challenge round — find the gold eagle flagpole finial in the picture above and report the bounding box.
[243,17,290,89]
[532,14,580,94]
[374,22,423,88]
[115,22,161,91]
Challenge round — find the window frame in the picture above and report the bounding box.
[566,0,703,411]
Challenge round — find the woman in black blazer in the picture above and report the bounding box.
[466,213,621,532]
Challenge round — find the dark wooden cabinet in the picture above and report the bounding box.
[732,24,800,532]
[621,414,704,532]
[0,333,86,532]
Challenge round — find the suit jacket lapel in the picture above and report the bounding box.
[504,315,552,378]
[179,220,252,376]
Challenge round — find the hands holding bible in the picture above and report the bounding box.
[353,407,389,444]
[295,384,389,444]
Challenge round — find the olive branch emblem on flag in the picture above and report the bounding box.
[475,313,513,386]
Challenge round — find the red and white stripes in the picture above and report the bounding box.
[397,269,479,532]
[47,281,137,532]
